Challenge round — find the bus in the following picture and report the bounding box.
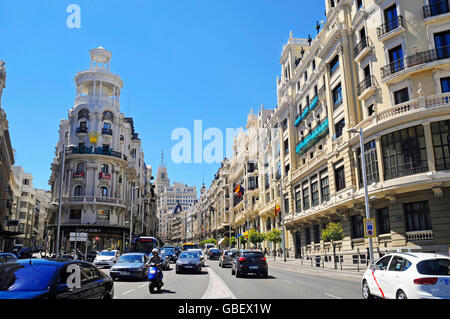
[182,242,199,251]
[132,236,158,255]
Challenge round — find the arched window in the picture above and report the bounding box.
[101,187,108,198]
[74,185,83,197]
[76,162,85,173]
[101,164,109,174]
[78,109,89,121]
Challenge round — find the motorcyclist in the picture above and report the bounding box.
[149,248,163,287]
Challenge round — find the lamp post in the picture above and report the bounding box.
[348,127,374,265]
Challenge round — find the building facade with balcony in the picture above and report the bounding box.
[48,47,152,253]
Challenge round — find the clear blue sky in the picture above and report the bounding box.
[0,0,325,194]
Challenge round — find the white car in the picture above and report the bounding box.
[93,250,121,268]
[362,252,450,299]
[188,249,206,266]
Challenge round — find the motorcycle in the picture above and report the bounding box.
[148,262,164,294]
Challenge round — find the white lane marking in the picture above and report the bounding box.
[122,289,135,295]
[282,280,292,284]
[324,293,342,299]
[138,283,147,288]
[202,267,237,299]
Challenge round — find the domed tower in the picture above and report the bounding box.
[48,47,147,253]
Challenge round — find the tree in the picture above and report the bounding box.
[248,229,266,249]
[321,222,344,269]
[266,229,282,259]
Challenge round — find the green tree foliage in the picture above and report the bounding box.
[321,222,344,242]
[248,229,266,247]
[265,229,282,244]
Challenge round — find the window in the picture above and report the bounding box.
[305,227,311,245]
[393,88,409,105]
[320,174,330,203]
[70,209,82,220]
[79,263,101,284]
[335,118,345,138]
[368,105,375,117]
[384,4,399,32]
[441,77,450,93]
[351,214,364,238]
[334,162,346,191]
[101,187,108,198]
[74,185,83,197]
[388,45,404,74]
[23,179,29,185]
[313,225,321,243]
[375,255,392,271]
[332,83,343,109]
[311,181,319,206]
[76,162,85,173]
[381,126,428,180]
[295,187,302,212]
[404,201,432,232]
[329,55,340,75]
[302,181,310,210]
[98,210,110,221]
[284,139,289,155]
[388,256,412,272]
[101,164,109,174]
[431,121,450,171]
[357,139,380,186]
[376,207,391,235]
[357,0,363,10]
[434,30,450,60]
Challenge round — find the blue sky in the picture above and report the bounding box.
[0,0,325,194]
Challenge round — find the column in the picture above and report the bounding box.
[423,122,436,172]
[375,136,385,183]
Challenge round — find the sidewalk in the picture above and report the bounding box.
[265,256,365,278]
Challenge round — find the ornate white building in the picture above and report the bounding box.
[48,47,155,253]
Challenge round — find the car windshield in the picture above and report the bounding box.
[179,252,199,259]
[99,251,115,256]
[417,259,450,276]
[210,249,220,253]
[117,255,144,263]
[164,248,175,254]
[0,263,58,291]
[225,251,236,256]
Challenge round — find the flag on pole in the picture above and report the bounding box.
[275,204,281,217]
[234,184,245,197]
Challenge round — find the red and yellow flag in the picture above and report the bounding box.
[275,204,281,217]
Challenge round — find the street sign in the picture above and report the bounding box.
[364,219,376,238]
[69,232,88,242]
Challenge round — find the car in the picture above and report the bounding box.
[362,252,450,299]
[86,250,99,263]
[188,249,206,266]
[231,250,268,278]
[176,251,202,274]
[203,243,216,254]
[208,249,221,260]
[0,253,18,264]
[93,249,120,268]
[159,252,171,270]
[219,250,238,268]
[162,247,177,262]
[110,253,149,281]
[0,258,114,299]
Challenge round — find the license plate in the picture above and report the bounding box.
[185,265,194,268]
[249,266,259,270]
[149,270,156,274]
[120,272,129,275]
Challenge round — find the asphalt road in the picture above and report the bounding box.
[102,259,362,299]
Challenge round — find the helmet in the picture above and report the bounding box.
[152,248,159,254]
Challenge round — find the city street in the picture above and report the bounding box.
[105,259,362,299]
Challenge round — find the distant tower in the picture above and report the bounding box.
[155,151,170,194]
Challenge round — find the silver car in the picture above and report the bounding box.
[219,249,238,268]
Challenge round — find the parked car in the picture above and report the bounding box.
[93,250,120,268]
[162,247,177,262]
[159,252,171,270]
[362,252,450,299]
[176,251,202,274]
[231,250,268,278]
[188,249,206,266]
[208,249,221,260]
[0,253,18,264]
[110,253,149,281]
[0,258,114,299]
[219,250,238,268]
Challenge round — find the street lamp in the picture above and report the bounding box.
[348,127,374,265]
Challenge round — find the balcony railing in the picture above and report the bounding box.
[354,37,368,57]
[101,128,113,136]
[377,15,404,38]
[357,75,376,96]
[76,127,88,134]
[295,96,319,127]
[99,172,111,180]
[381,46,450,78]
[70,146,127,161]
[62,196,125,206]
[72,171,85,179]
[296,118,329,155]
[423,1,450,18]
[406,230,434,243]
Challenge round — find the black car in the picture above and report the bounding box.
[231,250,268,278]
[0,258,114,299]
[208,249,221,260]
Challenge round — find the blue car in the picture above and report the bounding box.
[0,258,114,299]
[0,253,18,264]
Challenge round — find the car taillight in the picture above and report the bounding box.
[239,257,246,262]
[261,257,266,261]
[414,277,438,285]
